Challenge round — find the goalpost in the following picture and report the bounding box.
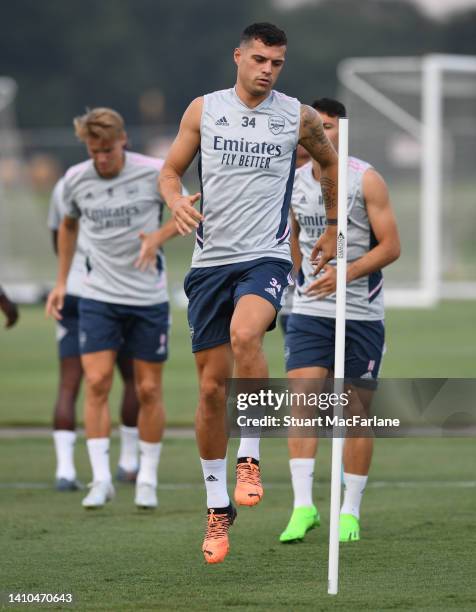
[337,54,476,307]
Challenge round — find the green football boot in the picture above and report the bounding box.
[280,505,320,543]
[339,513,360,542]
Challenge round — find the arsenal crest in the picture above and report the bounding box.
[268,115,285,135]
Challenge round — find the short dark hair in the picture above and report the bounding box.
[311,98,347,118]
[240,23,287,47]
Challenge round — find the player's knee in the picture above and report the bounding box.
[199,378,225,409]
[85,371,112,398]
[136,379,161,406]
[230,327,261,358]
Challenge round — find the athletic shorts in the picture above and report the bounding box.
[79,298,170,362]
[184,257,293,353]
[285,313,385,387]
[56,294,81,359]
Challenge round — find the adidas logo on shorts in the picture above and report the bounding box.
[360,371,374,380]
[156,333,167,355]
[56,323,68,342]
[215,116,229,127]
[265,287,277,299]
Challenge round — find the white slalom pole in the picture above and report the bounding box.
[328,117,349,596]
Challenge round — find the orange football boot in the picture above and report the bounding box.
[202,505,237,564]
[234,457,263,506]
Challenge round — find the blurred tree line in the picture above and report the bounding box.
[1,0,475,128]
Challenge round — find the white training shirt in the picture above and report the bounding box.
[62,152,168,306]
[192,87,301,267]
[291,158,385,321]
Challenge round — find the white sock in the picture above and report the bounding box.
[237,437,260,461]
[137,441,162,487]
[53,430,76,480]
[200,457,229,509]
[290,458,315,508]
[86,438,111,483]
[118,425,139,472]
[341,472,368,519]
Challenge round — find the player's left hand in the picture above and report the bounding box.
[0,294,19,328]
[305,264,336,299]
[310,225,337,274]
[134,231,160,272]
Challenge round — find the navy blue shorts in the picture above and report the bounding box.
[79,298,170,362]
[56,294,81,359]
[184,257,293,353]
[285,314,385,384]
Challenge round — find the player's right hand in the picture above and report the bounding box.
[170,192,203,236]
[310,225,337,275]
[45,285,66,321]
[0,294,19,329]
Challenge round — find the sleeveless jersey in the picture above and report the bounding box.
[192,87,300,267]
[47,177,87,297]
[291,157,384,320]
[62,151,168,306]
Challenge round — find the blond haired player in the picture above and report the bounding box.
[47,176,141,491]
[47,108,178,510]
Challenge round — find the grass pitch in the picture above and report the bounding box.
[1,436,475,611]
[0,301,475,427]
[1,301,475,609]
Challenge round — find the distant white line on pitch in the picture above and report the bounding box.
[0,481,475,490]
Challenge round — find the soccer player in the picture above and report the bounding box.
[159,23,339,563]
[46,107,178,509]
[279,98,400,544]
[0,286,19,328]
[47,177,141,491]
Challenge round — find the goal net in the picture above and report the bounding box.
[337,54,476,307]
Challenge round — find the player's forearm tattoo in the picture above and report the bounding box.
[320,177,337,212]
[300,105,333,158]
[300,105,337,214]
